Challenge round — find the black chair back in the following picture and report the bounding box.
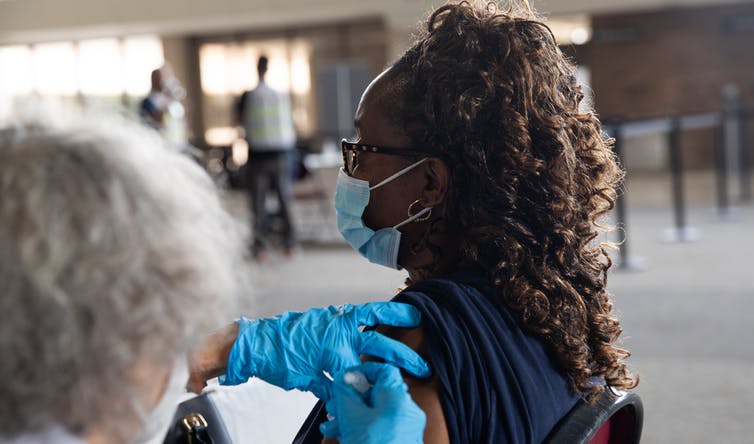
[543,386,643,444]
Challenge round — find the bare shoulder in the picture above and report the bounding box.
[324,326,451,444]
[372,325,451,444]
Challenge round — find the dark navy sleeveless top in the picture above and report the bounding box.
[293,269,579,444]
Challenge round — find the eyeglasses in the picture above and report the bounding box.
[341,139,440,175]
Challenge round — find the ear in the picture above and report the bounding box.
[420,158,450,207]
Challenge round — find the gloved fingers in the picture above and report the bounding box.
[353,302,422,328]
[332,364,427,442]
[319,374,336,401]
[336,363,408,408]
[365,362,412,407]
[345,362,406,389]
[321,348,363,382]
[332,369,373,407]
[319,419,340,438]
[304,374,335,401]
[358,331,431,378]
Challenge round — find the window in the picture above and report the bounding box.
[78,38,123,96]
[0,46,34,95]
[123,37,164,96]
[0,35,164,121]
[33,42,78,96]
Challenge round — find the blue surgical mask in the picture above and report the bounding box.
[334,158,432,269]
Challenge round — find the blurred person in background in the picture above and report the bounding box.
[139,65,189,152]
[286,1,639,443]
[0,116,430,444]
[236,55,298,261]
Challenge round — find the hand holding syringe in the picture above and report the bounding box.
[342,370,372,394]
[319,362,427,444]
[324,370,371,421]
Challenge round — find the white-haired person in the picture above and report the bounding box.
[0,118,428,444]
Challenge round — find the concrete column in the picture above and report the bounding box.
[161,35,205,147]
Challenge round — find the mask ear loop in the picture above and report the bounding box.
[370,158,429,191]
[394,204,432,229]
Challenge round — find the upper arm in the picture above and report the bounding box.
[323,325,450,444]
[377,326,451,444]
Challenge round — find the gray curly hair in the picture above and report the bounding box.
[0,116,248,437]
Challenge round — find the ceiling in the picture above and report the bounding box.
[0,0,752,45]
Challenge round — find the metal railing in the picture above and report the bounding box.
[603,105,752,269]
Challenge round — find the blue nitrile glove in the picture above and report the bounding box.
[319,362,426,444]
[221,302,430,400]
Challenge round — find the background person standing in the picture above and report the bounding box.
[236,55,298,260]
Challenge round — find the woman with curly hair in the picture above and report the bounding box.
[295,1,637,443]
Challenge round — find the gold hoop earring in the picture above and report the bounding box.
[407,199,432,222]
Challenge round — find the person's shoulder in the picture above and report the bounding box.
[392,271,524,353]
[240,89,255,102]
[248,83,278,100]
[252,81,270,92]
[375,325,425,368]
[387,273,493,367]
[396,270,492,308]
[369,324,450,443]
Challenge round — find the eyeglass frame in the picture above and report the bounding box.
[341,139,442,175]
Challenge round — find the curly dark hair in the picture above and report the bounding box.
[383,1,637,398]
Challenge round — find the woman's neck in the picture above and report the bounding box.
[405,236,464,284]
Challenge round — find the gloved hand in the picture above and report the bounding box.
[221,302,430,400]
[319,362,426,444]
